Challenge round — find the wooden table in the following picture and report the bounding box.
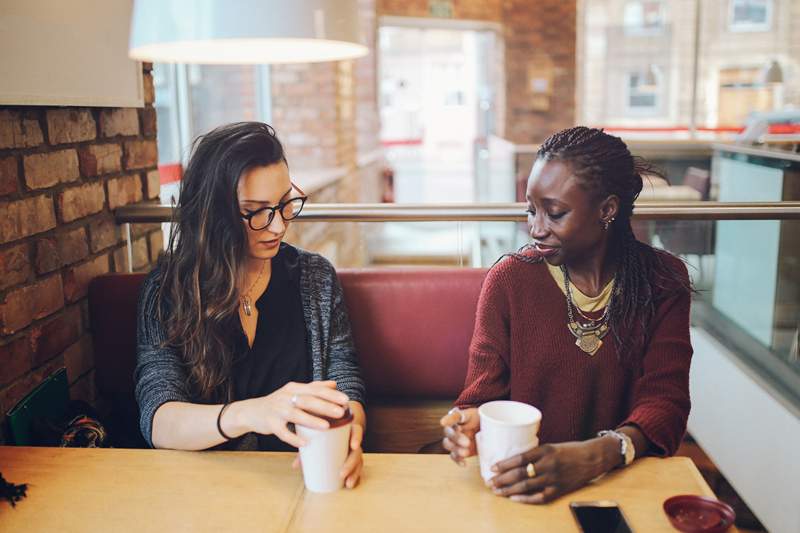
[0,447,730,532]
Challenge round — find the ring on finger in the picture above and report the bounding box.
[526,462,536,478]
[291,394,299,407]
[448,407,467,425]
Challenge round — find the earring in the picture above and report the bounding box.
[602,219,610,231]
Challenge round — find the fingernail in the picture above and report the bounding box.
[510,495,522,503]
[492,488,502,495]
[530,494,544,504]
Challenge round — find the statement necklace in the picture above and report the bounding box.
[241,260,268,317]
[561,265,614,356]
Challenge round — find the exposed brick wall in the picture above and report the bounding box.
[273,0,382,266]
[0,64,162,443]
[377,0,577,144]
[503,0,577,143]
[378,0,503,21]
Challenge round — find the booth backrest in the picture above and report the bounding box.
[88,268,487,451]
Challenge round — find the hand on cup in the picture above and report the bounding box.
[440,407,480,466]
[294,401,365,490]
[488,440,607,504]
[241,380,349,448]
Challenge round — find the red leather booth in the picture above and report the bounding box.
[88,268,487,452]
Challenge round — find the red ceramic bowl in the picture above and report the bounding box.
[663,495,736,533]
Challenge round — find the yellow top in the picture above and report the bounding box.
[547,262,614,312]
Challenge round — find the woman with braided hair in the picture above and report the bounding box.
[440,126,693,503]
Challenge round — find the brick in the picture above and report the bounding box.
[140,106,157,137]
[123,139,158,170]
[107,174,143,209]
[28,306,82,367]
[88,216,120,253]
[0,110,43,149]
[148,230,164,262]
[46,109,97,145]
[131,237,149,270]
[112,246,129,273]
[0,156,19,196]
[35,237,60,274]
[0,195,57,243]
[0,355,64,418]
[0,275,64,335]
[63,254,109,302]
[64,335,93,384]
[23,149,80,190]
[145,169,160,199]
[0,337,31,388]
[99,108,140,137]
[131,222,161,239]
[58,182,105,222]
[78,143,122,176]
[0,243,31,291]
[58,227,89,266]
[143,72,155,104]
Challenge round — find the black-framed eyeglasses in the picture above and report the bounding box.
[240,184,307,231]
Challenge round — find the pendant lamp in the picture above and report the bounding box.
[129,0,368,64]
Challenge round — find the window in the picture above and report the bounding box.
[152,64,272,168]
[623,1,665,34]
[729,0,771,32]
[626,68,661,113]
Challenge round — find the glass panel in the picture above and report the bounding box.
[578,0,798,135]
[186,65,261,140]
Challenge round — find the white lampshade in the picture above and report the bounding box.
[129,0,368,64]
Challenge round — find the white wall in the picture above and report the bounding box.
[689,328,800,533]
[0,0,142,107]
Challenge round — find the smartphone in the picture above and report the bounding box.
[569,501,633,533]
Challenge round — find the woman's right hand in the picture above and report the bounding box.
[439,407,480,465]
[235,380,350,447]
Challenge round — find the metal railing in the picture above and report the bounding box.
[115,201,800,224]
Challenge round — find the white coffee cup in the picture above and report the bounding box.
[476,401,542,482]
[295,410,353,493]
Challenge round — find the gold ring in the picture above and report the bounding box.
[526,462,536,478]
[448,407,467,425]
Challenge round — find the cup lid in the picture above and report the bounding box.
[321,406,353,429]
[663,495,736,533]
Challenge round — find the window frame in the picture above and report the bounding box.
[622,0,666,36]
[728,0,772,33]
[624,67,663,116]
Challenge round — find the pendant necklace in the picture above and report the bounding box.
[561,265,614,356]
[241,260,268,317]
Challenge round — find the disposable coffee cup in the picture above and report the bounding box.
[296,408,354,493]
[476,401,542,482]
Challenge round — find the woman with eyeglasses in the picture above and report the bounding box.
[135,122,366,489]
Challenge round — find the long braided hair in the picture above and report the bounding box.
[508,126,692,365]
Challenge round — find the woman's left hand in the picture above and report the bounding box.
[293,401,365,489]
[488,439,614,504]
[340,422,364,489]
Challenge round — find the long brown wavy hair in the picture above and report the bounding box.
[157,122,287,401]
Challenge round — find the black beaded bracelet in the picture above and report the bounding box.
[217,403,234,440]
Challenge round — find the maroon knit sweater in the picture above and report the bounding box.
[456,251,693,456]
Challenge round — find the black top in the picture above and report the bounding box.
[229,245,310,451]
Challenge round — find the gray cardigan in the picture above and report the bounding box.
[134,245,365,447]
